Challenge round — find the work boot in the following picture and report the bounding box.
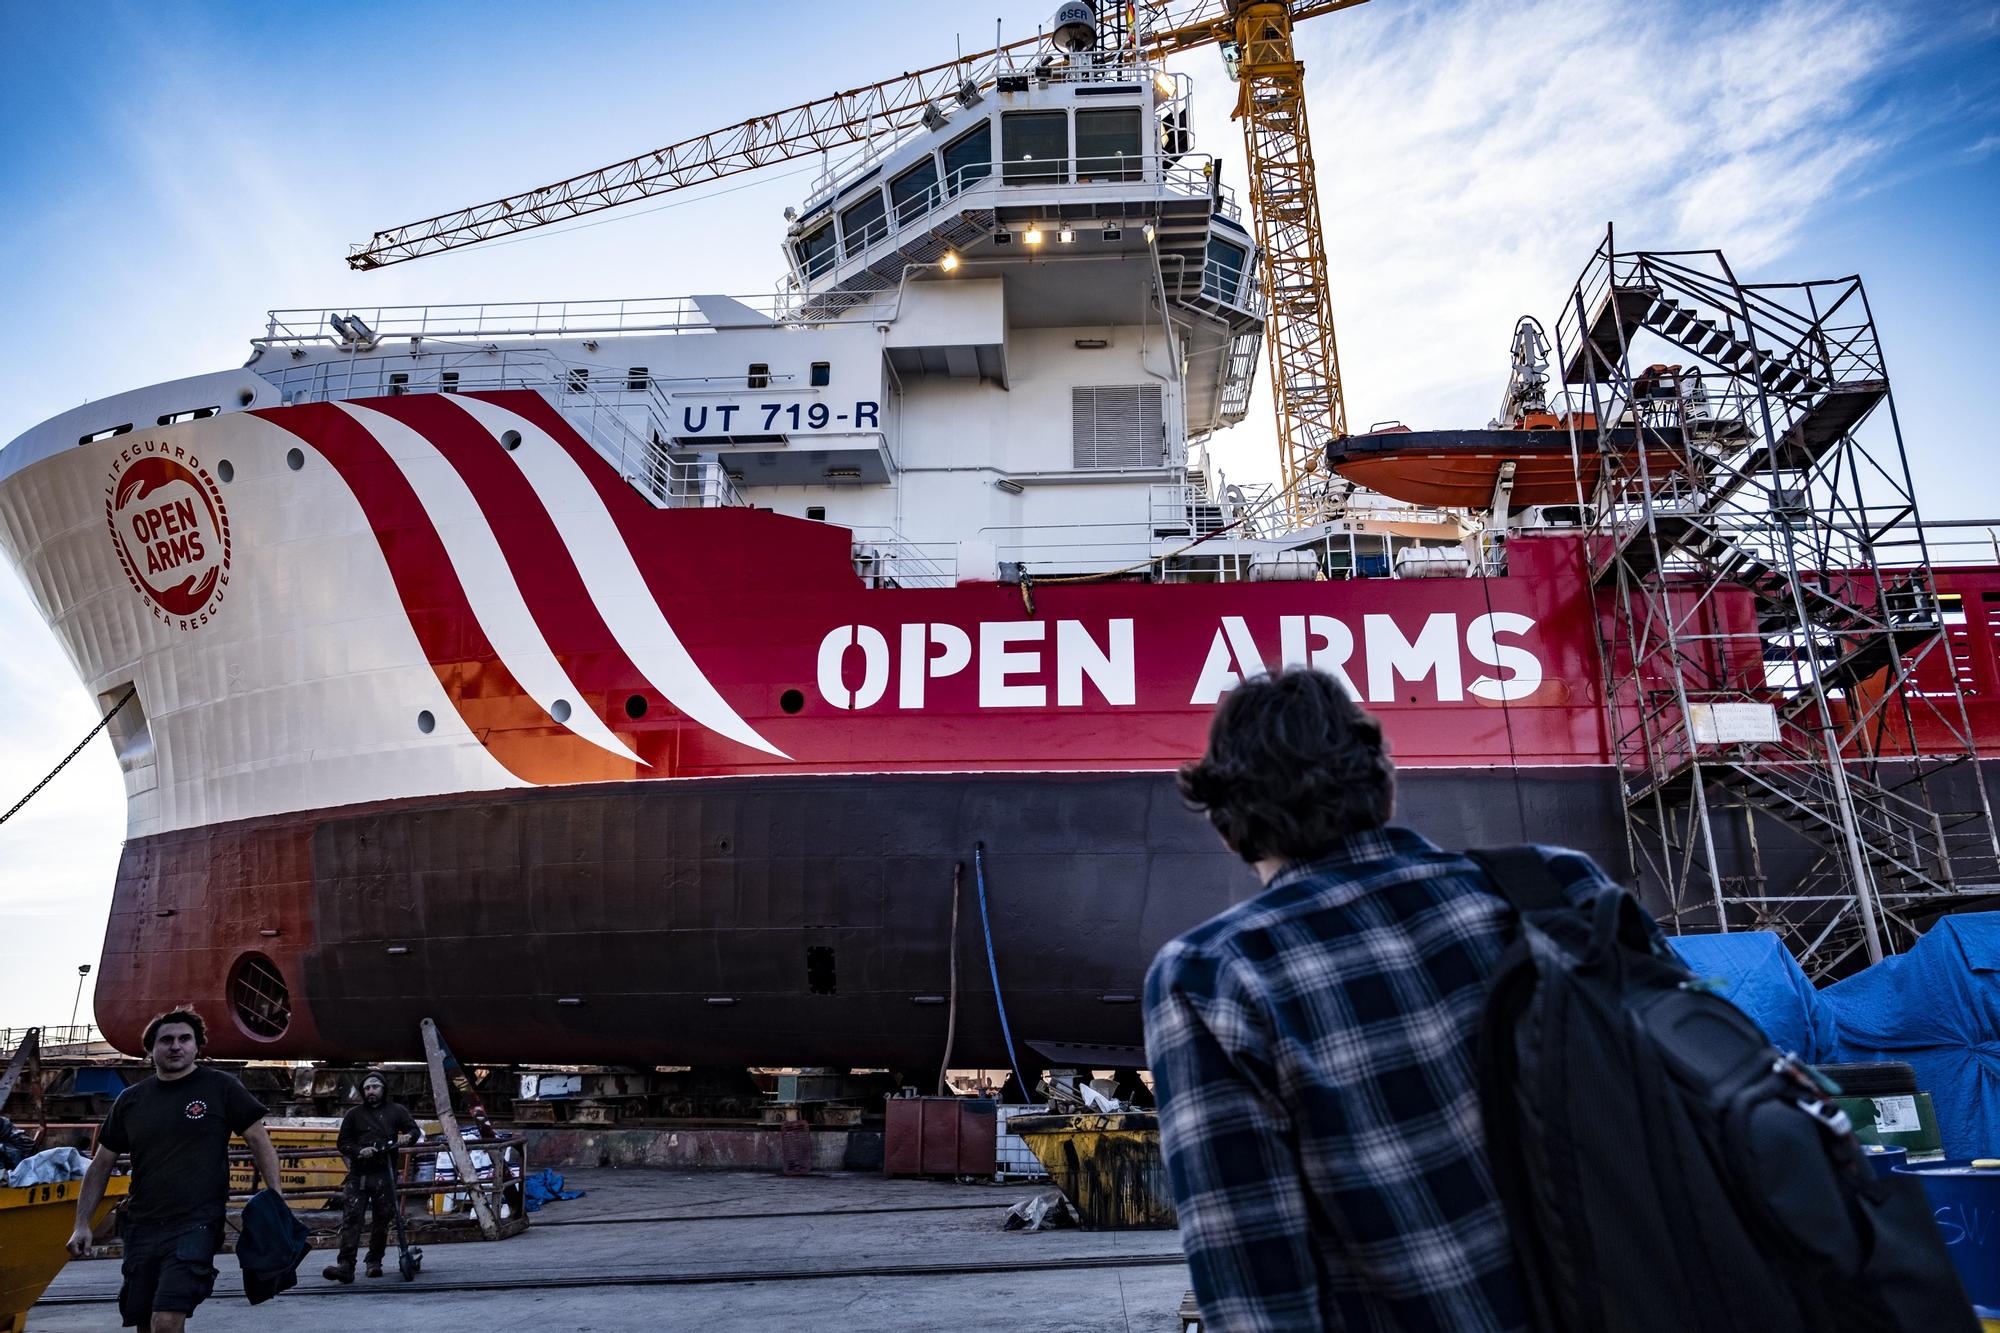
[365,1261,384,1278]
[322,1260,354,1283]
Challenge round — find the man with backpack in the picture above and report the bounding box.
[1145,668,1970,1332]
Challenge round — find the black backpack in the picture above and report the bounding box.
[1469,847,1974,1333]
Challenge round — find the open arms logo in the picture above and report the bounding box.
[105,441,232,629]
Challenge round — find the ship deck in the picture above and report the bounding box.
[32,1168,1191,1331]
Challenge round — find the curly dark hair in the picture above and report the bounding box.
[1178,668,1396,865]
[141,1007,208,1051]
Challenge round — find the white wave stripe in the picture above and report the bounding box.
[335,402,646,766]
[447,395,790,760]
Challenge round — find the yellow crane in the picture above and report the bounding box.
[349,1,1367,525]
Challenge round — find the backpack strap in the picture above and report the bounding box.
[1466,845,1570,917]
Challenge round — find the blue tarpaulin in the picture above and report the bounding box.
[1669,932,1838,1061]
[523,1167,583,1213]
[1670,916,2000,1160]
[1820,915,2000,1161]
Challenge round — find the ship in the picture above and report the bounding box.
[4,6,1995,1071]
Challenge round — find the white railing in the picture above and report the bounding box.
[848,529,959,588]
[256,292,891,349]
[264,350,746,512]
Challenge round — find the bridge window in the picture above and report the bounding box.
[627,367,650,391]
[1003,111,1068,184]
[810,362,830,387]
[795,221,836,280]
[840,189,888,258]
[1204,236,1249,304]
[748,363,770,389]
[1076,108,1142,181]
[941,121,992,195]
[891,158,941,225]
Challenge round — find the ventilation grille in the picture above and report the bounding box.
[1072,385,1163,470]
[230,953,291,1040]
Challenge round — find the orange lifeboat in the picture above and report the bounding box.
[1327,418,1688,510]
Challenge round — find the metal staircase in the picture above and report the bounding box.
[1557,227,2000,978]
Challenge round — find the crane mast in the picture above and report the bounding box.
[1226,2,1350,525]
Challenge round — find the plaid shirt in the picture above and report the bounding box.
[1145,826,1624,1332]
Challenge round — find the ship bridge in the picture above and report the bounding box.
[779,54,1265,442]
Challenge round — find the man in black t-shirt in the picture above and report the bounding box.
[324,1070,421,1281]
[67,1008,287,1331]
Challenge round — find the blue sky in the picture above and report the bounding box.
[1,0,1996,1024]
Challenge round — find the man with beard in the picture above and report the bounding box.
[323,1070,421,1281]
[66,1008,286,1331]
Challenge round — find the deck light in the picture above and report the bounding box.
[1143,223,1156,243]
[1101,226,1121,241]
[941,252,960,272]
[1025,227,1044,245]
[1155,73,1174,96]
[1059,227,1075,244]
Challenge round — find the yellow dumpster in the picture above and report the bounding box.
[0,1173,131,1333]
[1007,1111,1177,1230]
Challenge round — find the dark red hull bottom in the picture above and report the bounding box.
[96,768,1629,1067]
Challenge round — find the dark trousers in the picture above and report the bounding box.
[337,1170,397,1264]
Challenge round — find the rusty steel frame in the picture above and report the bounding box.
[1557,225,2000,978]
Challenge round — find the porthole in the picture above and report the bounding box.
[417,710,436,734]
[501,430,522,451]
[228,952,291,1040]
[551,698,573,723]
[780,689,805,714]
[217,459,235,483]
[285,447,304,471]
[625,694,648,719]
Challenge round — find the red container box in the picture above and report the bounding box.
[883,1096,997,1177]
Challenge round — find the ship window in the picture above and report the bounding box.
[810,362,830,387]
[566,367,589,393]
[1072,384,1164,470]
[941,121,993,194]
[795,221,837,279]
[806,506,826,521]
[441,371,459,392]
[627,367,650,391]
[1002,110,1068,184]
[748,363,770,389]
[1076,108,1142,181]
[389,372,409,396]
[1204,236,1249,304]
[890,157,941,225]
[840,189,888,258]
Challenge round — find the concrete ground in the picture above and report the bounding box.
[32,1169,1193,1332]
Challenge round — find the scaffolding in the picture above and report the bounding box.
[1555,226,2000,979]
